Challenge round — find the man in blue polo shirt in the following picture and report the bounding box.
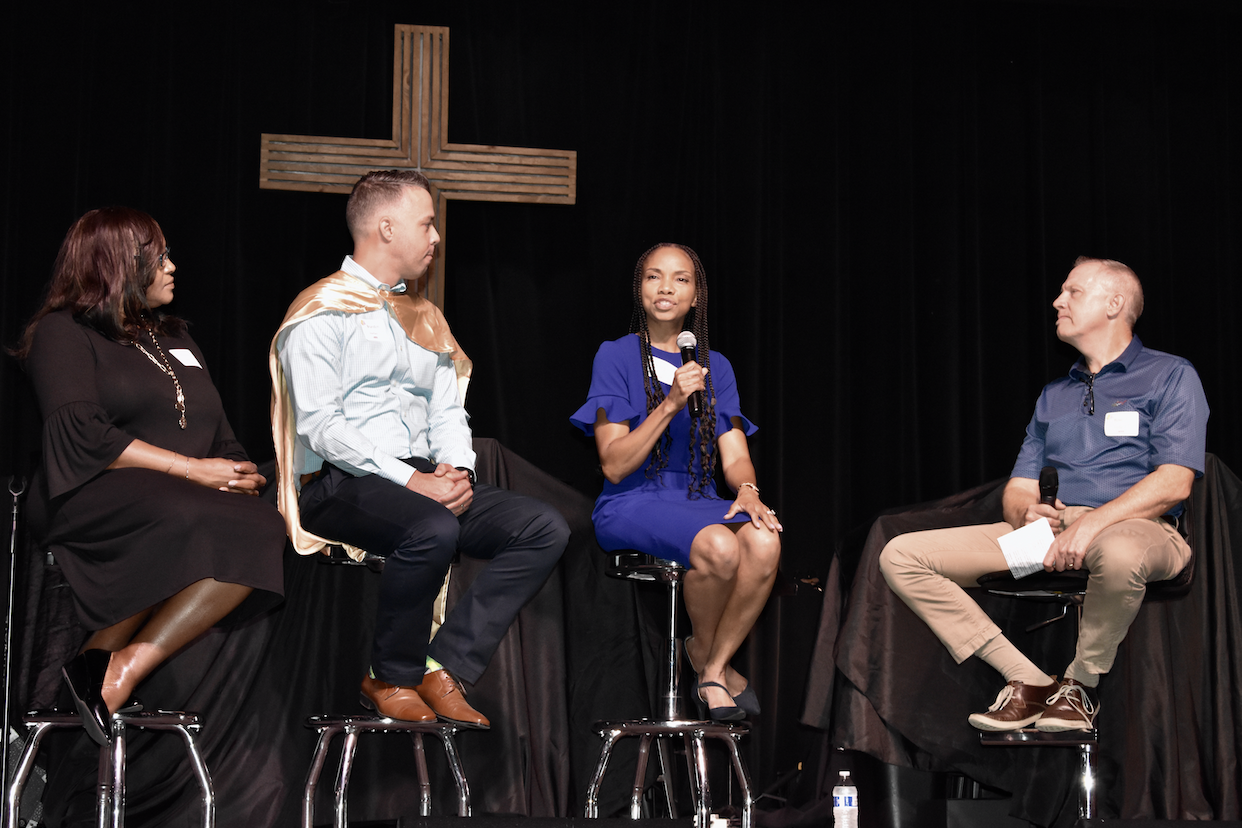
[879,256,1208,731]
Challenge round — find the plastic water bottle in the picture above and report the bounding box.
[833,769,859,828]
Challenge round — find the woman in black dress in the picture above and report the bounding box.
[13,207,285,745]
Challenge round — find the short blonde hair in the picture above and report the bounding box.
[1074,256,1144,328]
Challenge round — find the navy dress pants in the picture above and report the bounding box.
[299,458,569,687]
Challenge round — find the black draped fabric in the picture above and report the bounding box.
[14,438,655,826]
[801,454,1242,826]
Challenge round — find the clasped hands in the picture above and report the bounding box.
[1023,500,1098,572]
[195,458,266,495]
[406,463,474,516]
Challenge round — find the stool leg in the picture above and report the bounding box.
[109,718,126,828]
[661,578,685,720]
[95,745,111,828]
[584,729,623,817]
[1079,741,1097,819]
[409,732,431,817]
[332,729,360,828]
[655,738,679,818]
[174,724,215,828]
[435,729,471,817]
[722,733,754,828]
[6,722,52,828]
[630,734,653,819]
[302,727,338,828]
[687,731,712,827]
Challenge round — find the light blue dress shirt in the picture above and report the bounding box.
[277,256,476,487]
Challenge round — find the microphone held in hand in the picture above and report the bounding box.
[676,330,702,418]
[1039,466,1059,506]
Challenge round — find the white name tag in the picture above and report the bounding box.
[1104,410,1139,437]
[168,348,202,368]
[358,316,386,342]
[651,356,678,386]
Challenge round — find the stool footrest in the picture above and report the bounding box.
[9,708,213,828]
[979,728,1098,746]
[301,712,472,826]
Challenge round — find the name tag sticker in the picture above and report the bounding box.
[651,356,678,386]
[358,316,385,342]
[1104,410,1139,437]
[168,348,202,368]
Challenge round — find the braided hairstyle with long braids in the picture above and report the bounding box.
[629,243,718,498]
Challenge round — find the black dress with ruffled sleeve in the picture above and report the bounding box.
[25,310,284,629]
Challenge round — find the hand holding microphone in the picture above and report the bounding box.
[676,330,703,418]
[1039,466,1058,506]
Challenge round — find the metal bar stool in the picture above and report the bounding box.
[975,547,1194,820]
[301,714,470,827]
[5,708,214,828]
[583,552,753,828]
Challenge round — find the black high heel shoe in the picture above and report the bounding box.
[61,649,112,746]
[686,636,760,717]
[695,680,745,722]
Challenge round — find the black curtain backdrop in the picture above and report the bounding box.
[1,0,1240,822]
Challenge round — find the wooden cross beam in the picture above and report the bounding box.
[259,24,577,309]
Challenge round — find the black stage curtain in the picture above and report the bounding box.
[802,453,1242,826]
[2,0,1242,819]
[12,439,666,826]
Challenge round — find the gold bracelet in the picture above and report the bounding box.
[165,451,177,474]
[739,482,760,495]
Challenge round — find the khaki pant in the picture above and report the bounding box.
[879,518,1190,677]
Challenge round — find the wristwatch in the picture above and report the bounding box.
[455,466,477,486]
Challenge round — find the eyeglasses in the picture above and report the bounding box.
[1080,372,1096,416]
[135,245,171,269]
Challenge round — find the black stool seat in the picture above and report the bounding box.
[301,714,470,828]
[5,708,214,828]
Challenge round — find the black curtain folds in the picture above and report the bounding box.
[2,0,1241,822]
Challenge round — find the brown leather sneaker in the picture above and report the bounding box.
[1035,678,1099,731]
[360,675,436,722]
[416,670,491,730]
[968,678,1060,731]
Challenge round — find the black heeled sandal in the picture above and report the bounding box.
[61,649,112,746]
[695,680,745,722]
[686,636,760,717]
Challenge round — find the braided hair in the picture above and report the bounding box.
[629,243,718,498]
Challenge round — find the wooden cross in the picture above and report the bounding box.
[259,24,577,309]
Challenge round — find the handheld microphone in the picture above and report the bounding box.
[675,330,703,418]
[1039,466,1059,506]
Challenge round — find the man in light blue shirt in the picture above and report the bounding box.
[273,169,569,726]
[879,257,1206,733]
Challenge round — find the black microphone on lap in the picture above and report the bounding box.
[1039,466,1059,506]
[676,330,702,418]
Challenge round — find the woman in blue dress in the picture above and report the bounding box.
[571,243,782,721]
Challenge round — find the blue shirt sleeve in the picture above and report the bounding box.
[706,351,757,437]
[570,338,644,435]
[1147,361,1209,476]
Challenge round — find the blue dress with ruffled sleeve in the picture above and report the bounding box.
[570,334,757,566]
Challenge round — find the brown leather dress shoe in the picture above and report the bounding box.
[968,677,1060,731]
[1035,678,1099,731]
[416,670,490,729]
[360,675,436,722]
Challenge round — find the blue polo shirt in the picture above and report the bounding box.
[1010,336,1208,515]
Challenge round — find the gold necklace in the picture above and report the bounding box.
[133,329,187,429]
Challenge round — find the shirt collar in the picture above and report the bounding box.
[1069,334,1143,379]
[341,255,407,294]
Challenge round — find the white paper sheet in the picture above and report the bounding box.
[996,519,1055,579]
